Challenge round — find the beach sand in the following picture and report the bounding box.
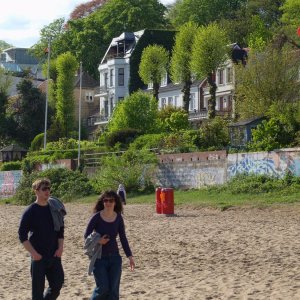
[1,202,300,300]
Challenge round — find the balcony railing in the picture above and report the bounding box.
[188,109,208,120]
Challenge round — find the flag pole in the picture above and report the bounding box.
[78,61,83,169]
[43,38,51,150]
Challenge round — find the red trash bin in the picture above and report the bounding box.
[161,188,174,214]
[155,187,162,214]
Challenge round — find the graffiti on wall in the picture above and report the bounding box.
[227,152,300,178]
[0,170,22,198]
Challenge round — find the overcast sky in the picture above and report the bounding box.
[0,0,175,48]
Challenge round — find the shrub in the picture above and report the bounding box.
[14,168,94,205]
[0,161,22,171]
[208,173,300,195]
[128,133,166,151]
[198,117,230,150]
[90,149,158,194]
[106,128,141,148]
[30,133,44,151]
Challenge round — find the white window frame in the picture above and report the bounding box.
[189,93,195,111]
[218,69,224,85]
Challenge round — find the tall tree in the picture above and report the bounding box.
[170,22,198,112]
[235,48,300,120]
[69,0,107,20]
[0,69,12,147]
[108,91,159,134]
[55,52,78,137]
[191,23,229,119]
[31,18,67,62]
[139,45,169,101]
[279,0,300,49]
[168,0,246,28]
[8,79,48,147]
[96,0,168,42]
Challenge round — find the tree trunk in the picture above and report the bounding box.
[153,82,159,101]
[181,78,192,113]
[207,73,216,119]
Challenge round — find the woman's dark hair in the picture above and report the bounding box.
[93,190,123,214]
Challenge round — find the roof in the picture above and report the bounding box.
[0,144,27,152]
[158,79,204,93]
[228,116,265,127]
[74,71,98,88]
[101,29,145,64]
[7,76,44,97]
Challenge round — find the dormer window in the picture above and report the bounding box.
[160,72,167,87]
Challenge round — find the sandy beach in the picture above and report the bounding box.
[1,202,300,300]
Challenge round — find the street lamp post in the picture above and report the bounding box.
[43,38,51,150]
[78,61,83,169]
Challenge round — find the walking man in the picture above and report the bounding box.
[18,178,65,300]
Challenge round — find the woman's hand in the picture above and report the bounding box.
[99,234,110,245]
[128,256,135,271]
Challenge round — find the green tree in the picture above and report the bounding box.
[0,69,12,147]
[96,0,168,42]
[198,117,230,150]
[139,45,169,100]
[31,18,67,61]
[235,48,300,119]
[279,0,300,49]
[168,0,246,28]
[0,40,12,51]
[8,79,49,147]
[248,119,281,151]
[108,91,159,134]
[55,52,78,138]
[165,110,190,132]
[191,23,229,119]
[170,22,198,112]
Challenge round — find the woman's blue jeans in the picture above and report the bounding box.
[31,257,64,300]
[91,255,122,300]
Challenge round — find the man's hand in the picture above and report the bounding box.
[54,247,63,257]
[32,252,42,261]
[54,238,64,257]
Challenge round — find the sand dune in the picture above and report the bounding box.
[1,202,300,299]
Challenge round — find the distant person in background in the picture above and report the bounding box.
[117,184,126,205]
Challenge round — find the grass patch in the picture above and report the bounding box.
[70,188,300,210]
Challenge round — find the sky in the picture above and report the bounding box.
[0,0,175,49]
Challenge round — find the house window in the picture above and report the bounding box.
[161,97,166,108]
[160,73,167,87]
[223,97,227,109]
[148,82,153,89]
[168,97,173,106]
[189,93,195,111]
[215,97,220,110]
[118,68,124,86]
[85,91,94,102]
[104,72,108,88]
[227,67,232,83]
[174,96,179,107]
[110,69,114,87]
[218,69,224,85]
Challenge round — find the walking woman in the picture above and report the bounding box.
[84,190,135,299]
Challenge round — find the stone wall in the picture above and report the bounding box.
[156,148,300,189]
[156,151,227,189]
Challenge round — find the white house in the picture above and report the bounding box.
[156,59,235,125]
[93,31,247,128]
[94,29,176,126]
